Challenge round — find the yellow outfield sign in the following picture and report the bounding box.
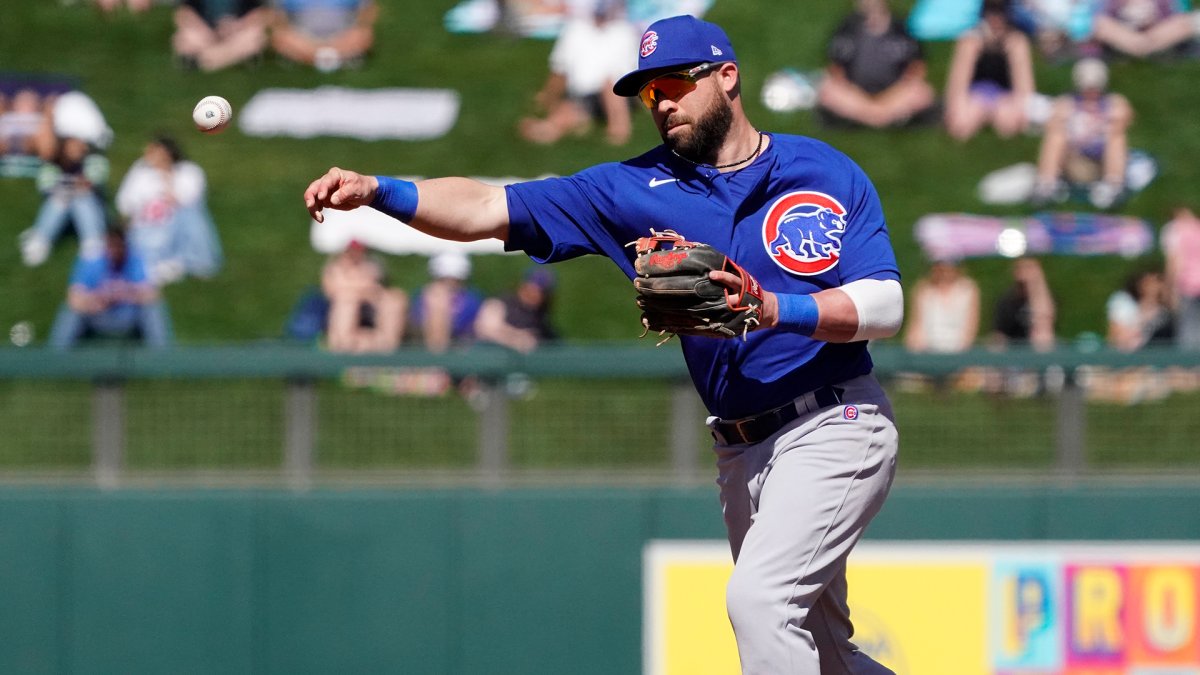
[643,541,1200,675]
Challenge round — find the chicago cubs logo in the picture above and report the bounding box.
[762,191,848,276]
[640,31,659,58]
[843,405,859,420]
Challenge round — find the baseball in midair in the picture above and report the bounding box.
[192,95,233,134]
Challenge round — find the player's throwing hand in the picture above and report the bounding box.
[304,167,378,222]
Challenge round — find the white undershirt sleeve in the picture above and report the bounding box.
[840,278,904,342]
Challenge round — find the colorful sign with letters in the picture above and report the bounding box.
[643,542,1200,675]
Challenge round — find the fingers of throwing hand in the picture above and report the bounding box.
[304,183,323,222]
[304,168,345,221]
[304,179,329,222]
[319,167,344,202]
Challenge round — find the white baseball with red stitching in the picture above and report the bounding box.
[192,95,233,134]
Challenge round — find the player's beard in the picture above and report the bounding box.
[662,92,733,165]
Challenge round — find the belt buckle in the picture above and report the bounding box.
[732,417,757,444]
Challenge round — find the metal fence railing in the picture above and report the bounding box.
[2,343,1199,486]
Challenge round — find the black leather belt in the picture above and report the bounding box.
[712,385,844,446]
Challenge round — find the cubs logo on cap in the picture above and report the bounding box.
[641,31,659,58]
[613,15,737,97]
[762,191,847,276]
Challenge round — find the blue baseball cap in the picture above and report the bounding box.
[612,15,737,97]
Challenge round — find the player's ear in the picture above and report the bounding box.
[719,63,741,98]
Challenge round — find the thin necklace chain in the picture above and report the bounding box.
[671,131,764,170]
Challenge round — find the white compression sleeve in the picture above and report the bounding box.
[840,278,904,342]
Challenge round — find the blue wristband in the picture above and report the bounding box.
[775,293,820,336]
[370,176,419,222]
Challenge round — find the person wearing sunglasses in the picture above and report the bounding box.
[304,14,902,675]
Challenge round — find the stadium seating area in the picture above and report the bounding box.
[2,0,1200,347]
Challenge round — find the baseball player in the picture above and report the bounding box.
[304,15,902,675]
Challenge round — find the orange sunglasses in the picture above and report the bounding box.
[637,62,725,110]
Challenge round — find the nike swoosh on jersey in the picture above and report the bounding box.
[648,177,678,188]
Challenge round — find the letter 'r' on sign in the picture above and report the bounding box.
[1070,567,1125,657]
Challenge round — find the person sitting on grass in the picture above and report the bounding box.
[172,0,270,72]
[904,259,980,354]
[321,239,407,353]
[944,0,1037,140]
[1032,57,1133,209]
[474,267,559,353]
[411,252,484,353]
[1107,268,1174,351]
[1161,206,1200,350]
[990,256,1057,353]
[115,134,224,284]
[1090,0,1200,59]
[0,88,46,158]
[48,228,172,349]
[815,0,938,129]
[19,129,110,267]
[517,0,637,146]
[270,0,377,72]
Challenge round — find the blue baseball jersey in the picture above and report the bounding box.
[505,133,899,419]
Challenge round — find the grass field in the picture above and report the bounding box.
[3,0,1200,345]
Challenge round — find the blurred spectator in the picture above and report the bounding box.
[18,131,110,267]
[518,0,637,146]
[48,228,171,349]
[173,0,270,72]
[38,90,114,160]
[283,285,330,342]
[94,0,153,13]
[412,252,484,353]
[1033,58,1133,209]
[475,267,559,353]
[115,135,223,285]
[945,0,1037,140]
[0,89,46,157]
[321,240,407,353]
[990,257,1056,351]
[816,0,938,129]
[1090,266,1176,404]
[1091,0,1200,59]
[1009,0,1100,60]
[270,0,377,72]
[904,260,980,353]
[1106,268,1174,351]
[1161,207,1200,349]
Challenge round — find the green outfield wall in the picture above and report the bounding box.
[3,483,1200,675]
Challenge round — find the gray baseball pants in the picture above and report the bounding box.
[711,373,898,675]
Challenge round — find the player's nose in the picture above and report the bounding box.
[655,96,679,114]
[653,99,679,127]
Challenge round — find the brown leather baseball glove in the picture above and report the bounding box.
[631,230,765,344]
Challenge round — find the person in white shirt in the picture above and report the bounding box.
[904,259,980,353]
[115,135,223,285]
[518,0,638,145]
